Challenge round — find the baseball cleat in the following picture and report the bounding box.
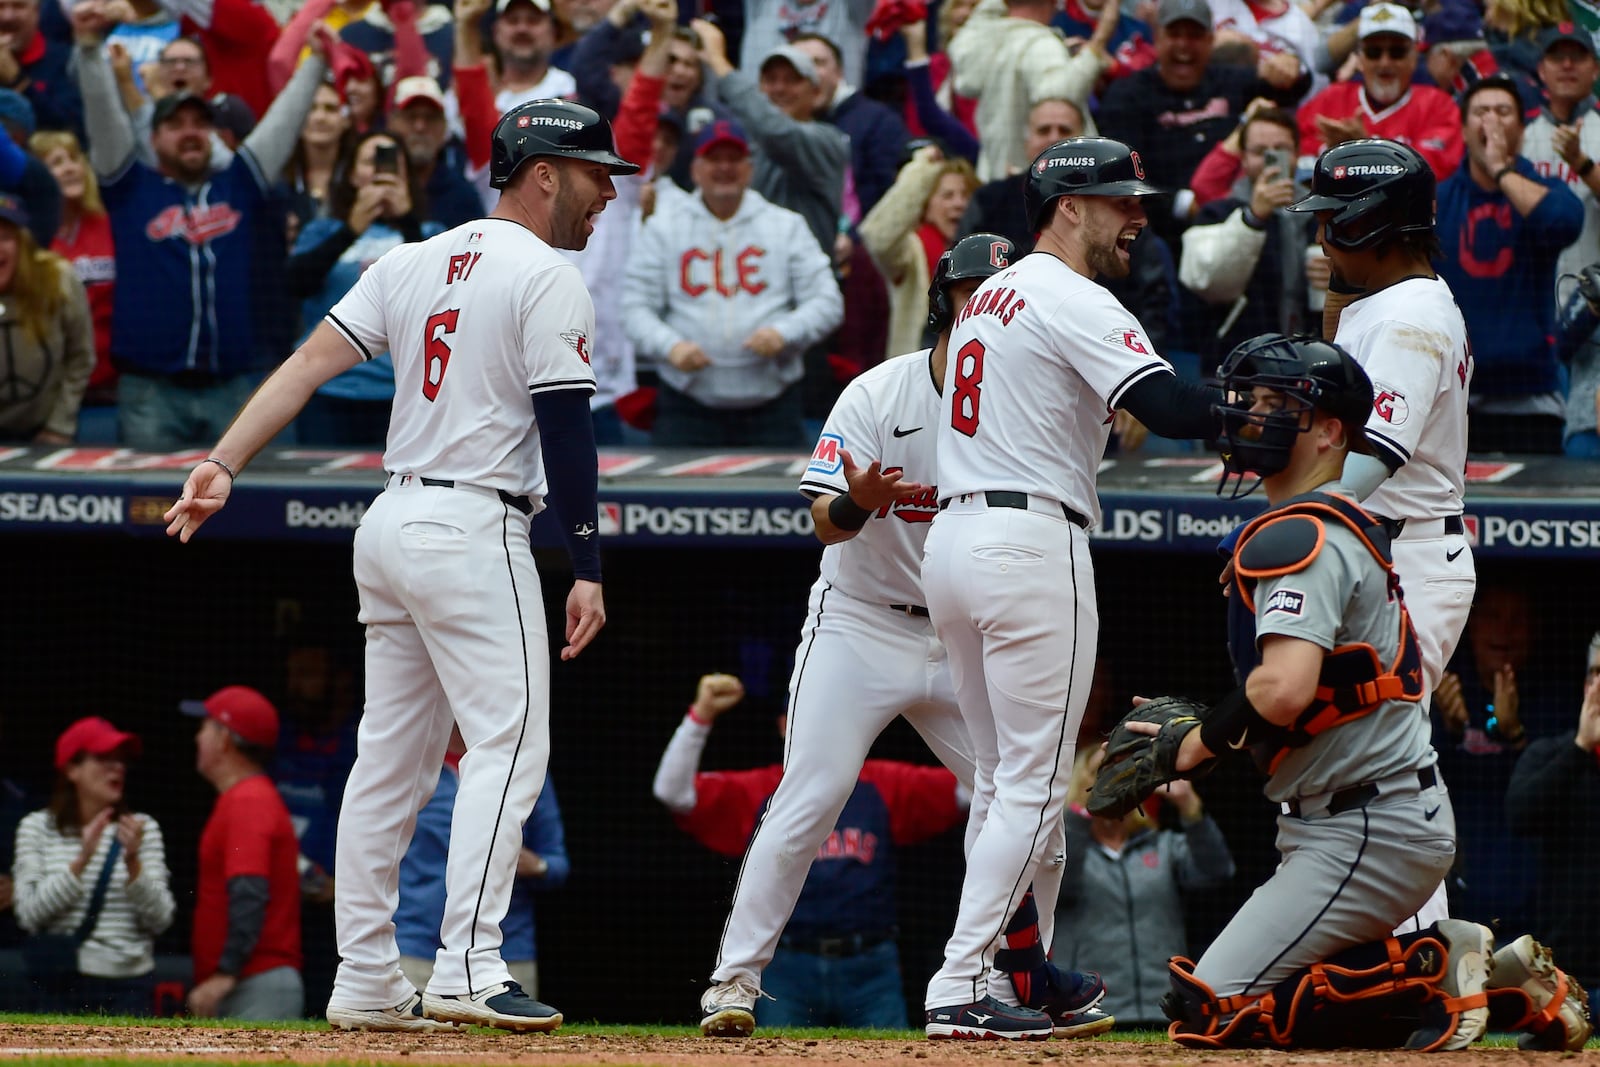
[327,991,460,1032]
[925,995,1054,1040]
[1414,919,1493,1051]
[1023,964,1113,1037]
[1488,934,1593,1051]
[421,981,562,1032]
[699,976,760,1037]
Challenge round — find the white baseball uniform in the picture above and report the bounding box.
[922,253,1172,1010]
[1335,273,1473,930]
[321,219,597,1011]
[710,349,1005,992]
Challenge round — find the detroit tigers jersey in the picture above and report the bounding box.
[327,218,597,504]
[934,252,1171,527]
[1333,276,1471,522]
[800,350,942,607]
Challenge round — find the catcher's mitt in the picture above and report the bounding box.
[1086,696,1207,819]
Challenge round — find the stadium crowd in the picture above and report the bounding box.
[0,0,1592,454]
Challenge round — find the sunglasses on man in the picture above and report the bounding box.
[1362,41,1413,60]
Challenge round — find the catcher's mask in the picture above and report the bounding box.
[1213,333,1374,500]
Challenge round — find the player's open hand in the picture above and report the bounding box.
[839,448,928,512]
[561,579,605,660]
[164,460,235,543]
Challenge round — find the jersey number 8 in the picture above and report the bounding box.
[951,339,985,436]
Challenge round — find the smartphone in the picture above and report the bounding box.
[1262,147,1292,180]
[373,142,400,175]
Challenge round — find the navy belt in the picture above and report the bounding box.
[411,476,534,516]
[778,929,895,959]
[889,604,930,618]
[938,491,1089,529]
[1285,766,1437,819]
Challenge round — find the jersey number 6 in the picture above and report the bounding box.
[423,310,460,402]
[951,338,985,437]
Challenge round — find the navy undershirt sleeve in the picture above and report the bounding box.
[531,387,602,582]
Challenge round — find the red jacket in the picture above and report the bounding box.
[1296,81,1464,178]
[174,0,281,118]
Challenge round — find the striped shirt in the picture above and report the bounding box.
[12,810,176,978]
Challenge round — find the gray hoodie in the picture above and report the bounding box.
[623,187,842,410]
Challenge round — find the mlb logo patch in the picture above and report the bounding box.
[599,501,622,537]
[807,433,844,477]
[1265,588,1305,616]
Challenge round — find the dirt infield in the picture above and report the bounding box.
[0,1025,1554,1067]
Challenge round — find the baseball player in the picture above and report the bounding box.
[1281,138,1473,931]
[699,233,1112,1041]
[1090,334,1589,1054]
[163,99,636,1033]
[920,138,1226,1040]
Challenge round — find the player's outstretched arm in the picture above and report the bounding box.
[810,448,929,544]
[164,322,362,542]
[560,579,606,661]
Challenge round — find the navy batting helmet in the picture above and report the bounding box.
[490,99,641,190]
[927,232,1017,333]
[1023,137,1163,232]
[1286,139,1433,252]
[1214,333,1374,498]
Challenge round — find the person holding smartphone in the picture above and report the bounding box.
[286,130,444,446]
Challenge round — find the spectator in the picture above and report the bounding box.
[957,96,1085,249]
[1435,74,1582,455]
[388,75,486,230]
[1209,0,1322,99]
[622,118,842,447]
[0,90,62,247]
[99,0,279,119]
[288,129,443,446]
[1523,25,1600,292]
[337,0,456,91]
[0,0,82,136]
[271,634,360,1020]
[340,52,382,134]
[12,717,174,1014]
[694,21,848,260]
[739,0,873,90]
[0,193,95,443]
[896,18,978,164]
[1053,746,1235,1026]
[1097,0,1296,246]
[129,36,234,171]
[283,81,353,229]
[1179,107,1315,373]
[948,0,1112,182]
[655,673,967,1028]
[31,131,113,418]
[181,685,304,1020]
[1419,1,1497,96]
[792,32,910,216]
[397,730,569,999]
[74,8,329,451]
[473,0,575,113]
[1505,630,1600,1010]
[1052,0,1157,87]
[1482,0,1568,105]
[1554,261,1600,455]
[1295,4,1463,180]
[858,144,976,360]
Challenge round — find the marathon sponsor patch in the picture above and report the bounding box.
[807,433,844,477]
[1373,384,1408,425]
[1264,588,1306,616]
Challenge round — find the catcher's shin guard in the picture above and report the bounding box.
[1162,957,1267,1048]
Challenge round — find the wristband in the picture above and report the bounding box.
[1486,713,1525,744]
[1198,685,1288,754]
[1579,158,1595,179]
[827,492,873,531]
[1493,164,1518,185]
[687,704,712,726]
[202,457,237,481]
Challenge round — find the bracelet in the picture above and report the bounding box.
[1579,158,1596,179]
[1486,714,1526,744]
[202,457,237,481]
[1493,164,1518,185]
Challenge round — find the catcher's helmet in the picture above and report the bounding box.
[490,99,641,190]
[927,232,1017,333]
[1286,139,1433,252]
[1214,333,1373,499]
[1023,137,1163,232]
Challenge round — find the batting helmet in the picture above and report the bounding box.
[1214,332,1373,498]
[1023,137,1163,232]
[490,99,641,190]
[927,232,1018,333]
[1286,139,1433,252]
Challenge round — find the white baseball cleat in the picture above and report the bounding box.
[1488,934,1594,1051]
[421,981,562,1032]
[700,976,760,1037]
[327,991,459,1032]
[1433,919,1495,1051]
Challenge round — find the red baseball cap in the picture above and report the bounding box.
[180,685,280,748]
[55,717,142,770]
